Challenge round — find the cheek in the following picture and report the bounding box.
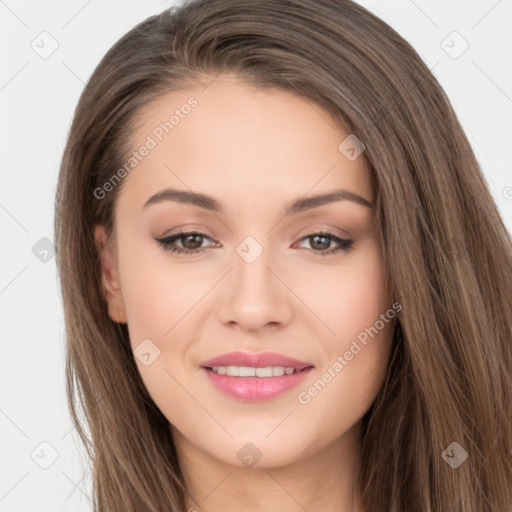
[304,241,391,344]
[115,238,205,415]
[294,242,393,415]
[116,233,206,345]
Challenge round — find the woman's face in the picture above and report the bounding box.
[95,75,395,469]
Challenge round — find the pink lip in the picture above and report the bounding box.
[200,350,313,371]
[200,351,314,402]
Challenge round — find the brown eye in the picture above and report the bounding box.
[155,230,354,256]
[179,233,205,250]
[155,231,217,255]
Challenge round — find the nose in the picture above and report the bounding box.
[216,242,294,333]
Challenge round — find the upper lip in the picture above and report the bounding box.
[200,351,314,371]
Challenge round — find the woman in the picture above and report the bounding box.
[54,0,512,510]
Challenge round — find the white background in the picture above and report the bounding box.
[1,1,511,510]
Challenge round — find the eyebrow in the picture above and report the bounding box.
[142,187,373,215]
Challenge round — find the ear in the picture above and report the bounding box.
[94,224,127,324]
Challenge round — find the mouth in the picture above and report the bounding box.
[200,358,314,402]
[205,365,311,377]
[199,351,314,401]
[200,350,313,372]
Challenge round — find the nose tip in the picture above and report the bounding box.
[216,250,293,332]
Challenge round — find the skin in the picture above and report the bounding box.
[95,74,395,512]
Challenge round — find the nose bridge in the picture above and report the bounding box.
[217,233,293,330]
[232,234,276,294]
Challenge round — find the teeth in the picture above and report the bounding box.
[211,366,298,377]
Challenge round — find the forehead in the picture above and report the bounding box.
[115,75,373,215]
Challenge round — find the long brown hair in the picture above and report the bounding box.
[54,1,512,510]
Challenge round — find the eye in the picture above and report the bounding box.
[294,231,354,255]
[154,230,354,256]
[155,230,218,255]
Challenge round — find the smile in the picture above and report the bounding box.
[202,365,314,401]
[210,365,299,377]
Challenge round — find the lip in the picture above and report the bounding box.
[200,351,314,402]
[200,350,313,371]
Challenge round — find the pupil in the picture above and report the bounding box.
[183,234,203,249]
[311,235,329,250]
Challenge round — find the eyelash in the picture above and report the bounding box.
[155,230,354,256]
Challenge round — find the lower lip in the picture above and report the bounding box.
[201,367,314,402]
